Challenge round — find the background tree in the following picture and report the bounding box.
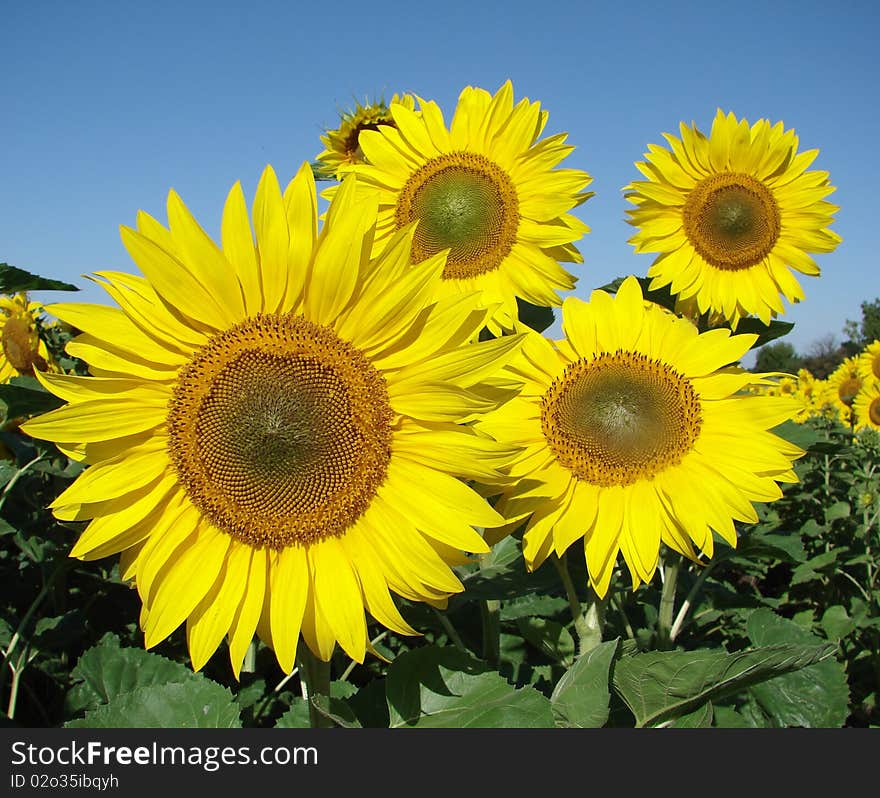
[754,341,803,374]
[843,297,880,349]
[801,334,847,378]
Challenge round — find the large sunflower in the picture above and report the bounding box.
[339,80,594,332]
[315,93,416,179]
[0,293,53,382]
[22,165,523,675]
[854,381,880,432]
[477,276,802,595]
[626,110,841,328]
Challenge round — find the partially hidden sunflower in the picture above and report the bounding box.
[0,293,53,382]
[857,340,880,384]
[476,276,802,595]
[338,80,594,332]
[22,165,524,675]
[626,110,841,328]
[854,381,880,431]
[826,356,863,426]
[315,93,416,179]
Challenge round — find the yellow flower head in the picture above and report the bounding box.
[22,165,523,675]
[337,80,594,332]
[854,381,880,431]
[315,93,416,178]
[0,293,53,382]
[626,110,841,328]
[477,276,802,595]
[827,356,863,425]
[857,340,880,384]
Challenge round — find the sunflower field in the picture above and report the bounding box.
[1,83,876,731]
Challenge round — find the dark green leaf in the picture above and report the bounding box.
[671,701,714,728]
[612,641,836,727]
[736,318,795,349]
[500,594,568,621]
[66,680,241,728]
[516,298,555,333]
[515,617,575,665]
[820,606,855,642]
[734,531,807,564]
[385,646,554,728]
[746,609,849,728]
[550,638,619,728]
[65,634,197,716]
[274,700,311,728]
[0,376,65,422]
[0,262,79,292]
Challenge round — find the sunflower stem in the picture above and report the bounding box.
[431,607,467,652]
[479,600,501,667]
[552,553,604,655]
[657,554,680,649]
[297,646,333,728]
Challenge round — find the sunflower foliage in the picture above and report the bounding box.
[0,89,869,731]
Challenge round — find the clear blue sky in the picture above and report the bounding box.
[3,0,876,367]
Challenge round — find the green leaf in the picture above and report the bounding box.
[65,634,197,716]
[712,704,759,728]
[385,646,554,728]
[66,680,242,728]
[771,420,825,452]
[791,548,845,585]
[515,617,575,665]
[456,536,561,602]
[274,700,311,728]
[825,501,851,521]
[611,641,836,727]
[0,376,65,422]
[746,609,849,727]
[0,262,79,292]
[550,638,619,728]
[734,531,807,564]
[736,318,795,349]
[516,298,555,333]
[672,701,715,728]
[821,606,856,642]
[500,594,568,621]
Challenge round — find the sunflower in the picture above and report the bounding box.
[625,110,841,328]
[0,293,53,382]
[22,165,524,675]
[792,368,819,423]
[854,381,880,431]
[338,80,594,332]
[826,356,863,426]
[476,276,802,595]
[315,93,416,179]
[857,340,880,384]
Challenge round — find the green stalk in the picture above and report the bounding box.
[657,555,680,649]
[297,646,333,728]
[478,552,500,666]
[552,553,604,655]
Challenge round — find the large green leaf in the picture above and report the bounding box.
[65,634,200,716]
[385,646,554,728]
[746,609,850,728]
[516,298,555,333]
[0,262,79,292]
[550,638,619,728]
[515,617,575,666]
[0,375,65,422]
[611,641,836,727]
[66,681,242,728]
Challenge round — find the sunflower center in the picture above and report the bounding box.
[167,314,393,549]
[1,317,38,373]
[395,152,519,280]
[838,376,861,406]
[870,398,880,427]
[541,351,702,487]
[683,173,781,271]
[872,356,880,381]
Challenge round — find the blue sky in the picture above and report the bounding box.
[3,0,876,366]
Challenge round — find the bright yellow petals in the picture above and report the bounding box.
[342,80,594,332]
[827,356,863,426]
[626,110,841,328]
[477,275,803,596]
[24,164,521,676]
[854,381,880,431]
